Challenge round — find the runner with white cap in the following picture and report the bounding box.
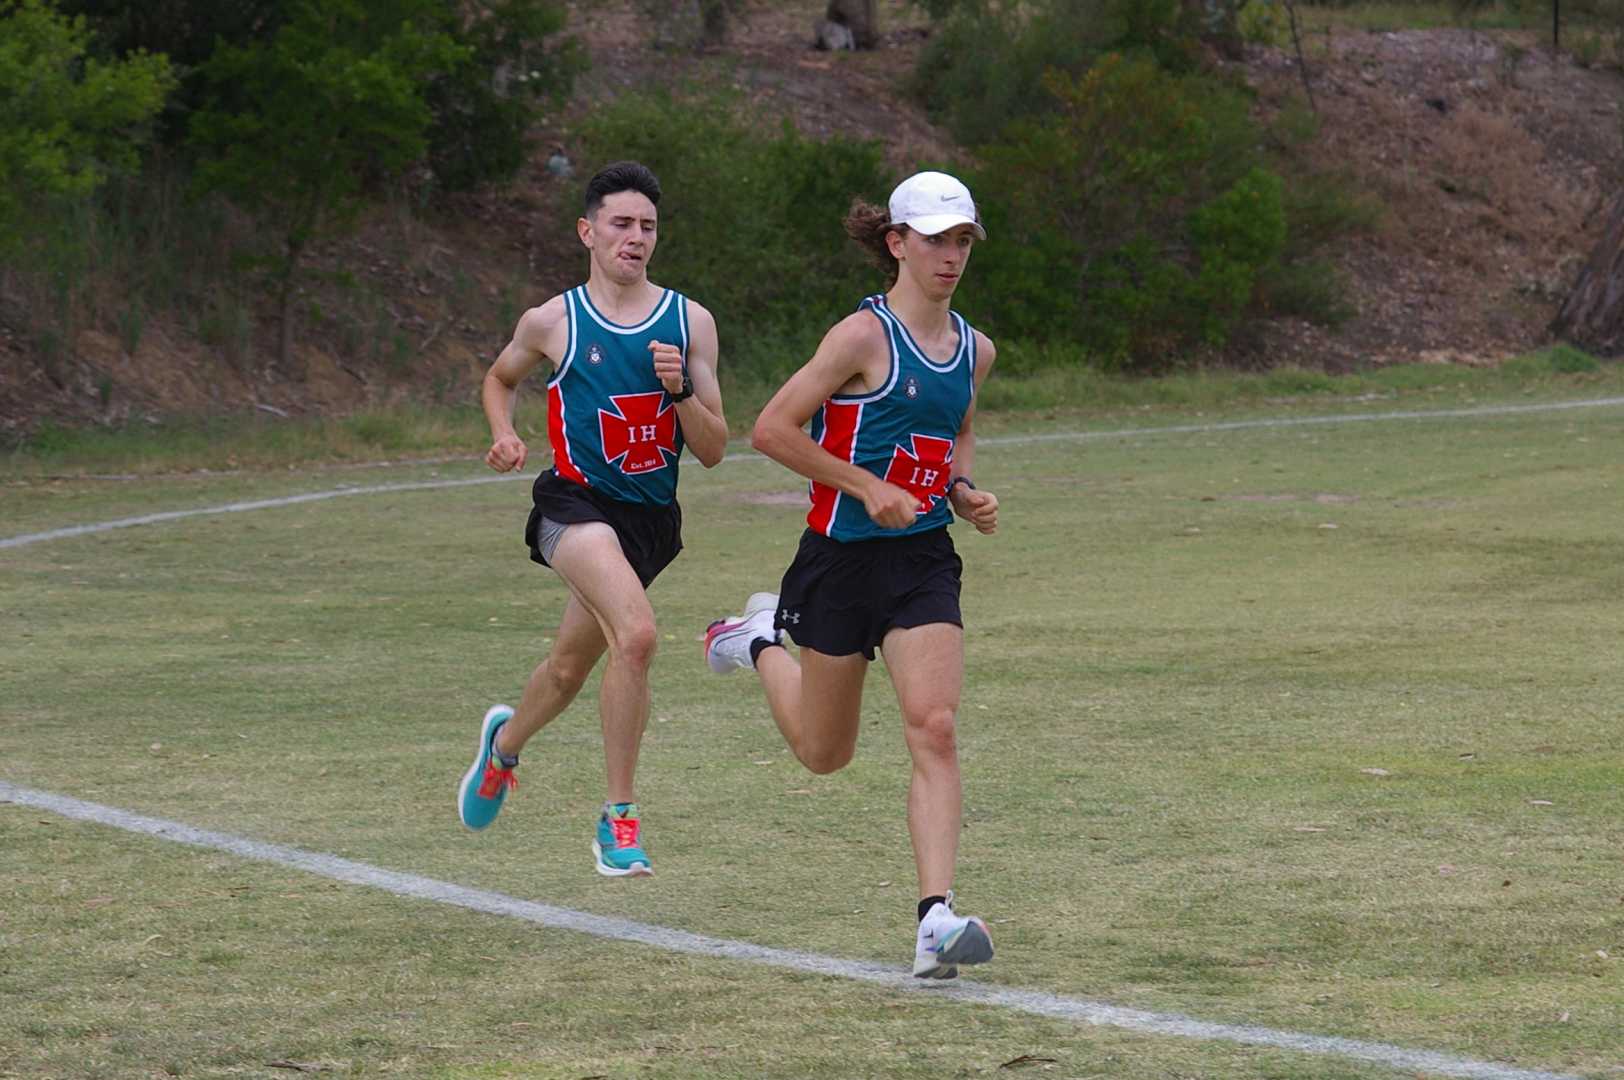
[705,171,1002,978]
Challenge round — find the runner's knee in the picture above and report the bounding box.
[904,706,958,759]
[798,739,856,775]
[543,651,595,696]
[609,619,659,671]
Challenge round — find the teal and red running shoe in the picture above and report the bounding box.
[593,802,652,877]
[457,705,517,831]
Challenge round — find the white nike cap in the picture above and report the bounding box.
[888,170,986,240]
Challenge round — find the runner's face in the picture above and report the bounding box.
[894,224,976,299]
[582,190,658,284]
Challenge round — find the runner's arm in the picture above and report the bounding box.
[482,297,564,473]
[660,300,728,467]
[948,330,999,534]
[752,314,920,530]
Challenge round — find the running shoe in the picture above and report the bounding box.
[704,591,780,674]
[458,704,517,831]
[913,891,994,979]
[593,802,653,877]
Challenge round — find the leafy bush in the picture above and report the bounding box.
[0,0,173,248]
[1255,257,1355,325]
[906,0,1198,148]
[58,0,583,193]
[575,91,894,381]
[963,55,1288,368]
[53,0,283,142]
[422,0,583,193]
[186,0,469,369]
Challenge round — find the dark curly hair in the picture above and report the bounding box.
[843,198,906,285]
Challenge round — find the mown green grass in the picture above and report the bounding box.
[4,345,1621,479]
[3,373,1623,1079]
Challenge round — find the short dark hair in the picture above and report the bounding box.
[584,161,662,217]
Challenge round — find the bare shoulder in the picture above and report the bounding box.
[683,297,718,339]
[517,294,568,341]
[683,296,716,326]
[801,308,892,395]
[505,293,571,365]
[819,308,889,357]
[973,327,997,367]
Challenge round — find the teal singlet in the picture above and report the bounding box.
[806,294,978,541]
[546,285,690,506]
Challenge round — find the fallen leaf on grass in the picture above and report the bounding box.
[266,1061,337,1073]
[999,1055,1059,1069]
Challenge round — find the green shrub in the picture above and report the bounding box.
[0,0,173,248]
[1256,258,1355,325]
[1550,345,1603,373]
[422,0,583,193]
[575,91,893,381]
[966,55,1288,369]
[906,0,1198,148]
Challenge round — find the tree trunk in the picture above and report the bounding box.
[277,232,307,378]
[1551,191,1624,357]
[1182,0,1245,60]
[826,0,878,49]
[699,0,727,47]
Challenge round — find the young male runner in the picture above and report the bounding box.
[459,161,727,877]
[706,172,1001,974]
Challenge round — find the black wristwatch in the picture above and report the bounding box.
[670,374,694,403]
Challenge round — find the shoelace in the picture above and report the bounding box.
[608,816,640,849]
[476,762,517,799]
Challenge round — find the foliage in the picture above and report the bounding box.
[963,54,1287,368]
[905,0,1200,147]
[574,91,894,381]
[187,0,467,364]
[52,0,283,141]
[0,0,172,250]
[56,0,583,191]
[189,0,466,228]
[52,0,284,66]
[421,0,583,193]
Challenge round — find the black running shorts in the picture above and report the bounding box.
[775,526,963,660]
[524,469,683,588]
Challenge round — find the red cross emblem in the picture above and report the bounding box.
[599,391,678,474]
[883,433,954,513]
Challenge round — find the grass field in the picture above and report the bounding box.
[3,375,1623,1079]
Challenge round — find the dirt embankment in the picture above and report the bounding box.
[1245,27,1624,368]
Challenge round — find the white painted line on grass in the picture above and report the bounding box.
[0,781,1583,1080]
[987,394,1624,445]
[0,475,517,550]
[6,395,1624,552]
